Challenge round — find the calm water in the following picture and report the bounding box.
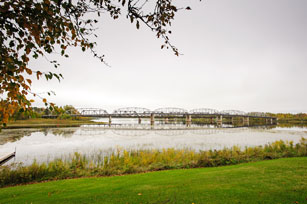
[0,119,306,165]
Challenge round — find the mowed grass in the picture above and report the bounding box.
[0,157,306,204]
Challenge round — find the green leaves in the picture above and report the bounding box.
[44,72,63,82]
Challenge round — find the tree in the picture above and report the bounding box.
[0,0,193,126]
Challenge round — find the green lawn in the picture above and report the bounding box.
[0,157,306,204]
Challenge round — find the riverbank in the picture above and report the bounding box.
[4,118,106,129]
[0,157,306,203]
[0,138,306,187]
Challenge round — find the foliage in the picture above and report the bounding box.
[0,138,306,187]
[7,105,79,120]
[268,113,307,124]
[191,113,307,126]
[0,0,192,126]
[4,118,104,129]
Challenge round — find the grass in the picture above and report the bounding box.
[5,118,105,129]
[0,157,306,204]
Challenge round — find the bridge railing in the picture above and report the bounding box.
[77,108,109,115]
[113,107,152,117]
[153,107,189,116]
[189,108,220,115]
[220,110,247,116]
[247,112,268,117]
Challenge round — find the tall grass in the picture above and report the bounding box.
[0,138,306,187]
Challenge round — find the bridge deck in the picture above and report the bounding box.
[42,113,276,120]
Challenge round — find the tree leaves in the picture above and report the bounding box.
[0,0,192,126]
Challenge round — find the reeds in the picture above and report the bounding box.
[0,138,306,187]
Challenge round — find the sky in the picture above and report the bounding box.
[29,0,307,113]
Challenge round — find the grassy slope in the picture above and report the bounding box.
[0,157,306,204]
[5,118,105,128]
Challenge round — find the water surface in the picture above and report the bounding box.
[0,120,306,165]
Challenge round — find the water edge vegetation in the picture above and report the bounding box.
[0,138,306,188]
[4,118,105,129]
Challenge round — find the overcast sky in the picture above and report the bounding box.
[29,0,307,113]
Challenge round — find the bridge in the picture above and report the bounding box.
[43,107,277,126]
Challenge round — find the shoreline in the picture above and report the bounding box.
[3,118,106,129]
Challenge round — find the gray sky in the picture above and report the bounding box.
[29,0,307,113]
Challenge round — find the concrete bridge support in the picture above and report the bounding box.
[150,113,155,126]
[138,117,141,124]
[108,115,112,126]
[165,117,169,123]
[231,117,234,124]
[243,116,250,126]
[186,115,192,127]
[217,115,223,126]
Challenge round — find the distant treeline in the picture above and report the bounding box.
[10,105,79,120]
[267,113,307,124]
[192,113,307,125]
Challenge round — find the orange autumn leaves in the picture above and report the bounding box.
[0,0,93,126]
[1,0,191,126]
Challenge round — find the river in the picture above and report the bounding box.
[0,118,306,165]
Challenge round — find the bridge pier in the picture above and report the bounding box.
[243,116,250,126]
[150,113,155,126]
[108,115,112,126]
[210,117,214,124]
[186,115,192,127]
[231,117,234,124]
[217,115,223,126]
[138,117,141,124]
[165,117,169,123]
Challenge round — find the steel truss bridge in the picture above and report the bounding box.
[75,107,271,117]
[43,107,277,126]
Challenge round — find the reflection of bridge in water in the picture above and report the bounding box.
[43,107,277,126]
[75,124,275,137]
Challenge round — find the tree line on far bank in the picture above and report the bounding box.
[267,113,307,124]
[10,105,79,121]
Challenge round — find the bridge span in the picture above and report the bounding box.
[43,107,277,126]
